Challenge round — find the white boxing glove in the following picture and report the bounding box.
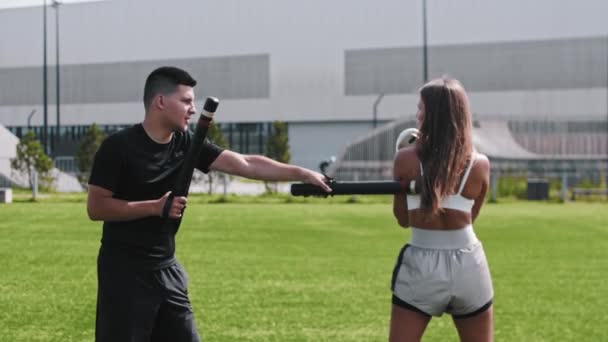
[395,128,420,151]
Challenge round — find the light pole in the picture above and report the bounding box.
[372,93,384,129]
[52,0,62,144]
[422,0,429,83]
[28,110,37,129]
[42,0,49,154]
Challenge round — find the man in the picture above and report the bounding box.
[87,66,330,341]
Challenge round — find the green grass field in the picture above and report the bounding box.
[0,198,606,341]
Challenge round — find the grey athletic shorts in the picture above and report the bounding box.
[391,225,493,318]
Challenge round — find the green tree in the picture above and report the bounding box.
[204,124,229,194]
[76,123,106,182]
[265,121,290,193]
[10,131,53,189]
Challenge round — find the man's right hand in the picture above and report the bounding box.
[158,191,187,219]
[300,169,332,193]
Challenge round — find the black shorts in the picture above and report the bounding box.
[96,261,199,342]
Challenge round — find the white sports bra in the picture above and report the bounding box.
[406,154,476,213]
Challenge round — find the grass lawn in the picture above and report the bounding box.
[0,198,606,341]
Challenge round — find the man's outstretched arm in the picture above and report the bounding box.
[209,150,332,192]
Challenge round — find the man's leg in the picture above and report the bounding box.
[96,263,163,342]
[150,263,200,342]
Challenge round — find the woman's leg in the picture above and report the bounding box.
[389,304,431,342]
[452,305,493,342]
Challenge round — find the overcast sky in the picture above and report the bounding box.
[0,0,106,9]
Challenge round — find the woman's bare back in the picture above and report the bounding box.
[392,147,490,230]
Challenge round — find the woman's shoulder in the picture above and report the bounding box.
[473,152,490,168]
[471,152,490,179]
[394,146,418,164]
[393,147,420,179]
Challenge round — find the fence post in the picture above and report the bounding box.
[560,172,568,202]
[222,173,228,197]
[32,169,38,200]
[490,170,498,202]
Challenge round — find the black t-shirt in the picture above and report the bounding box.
[89,123,224,270]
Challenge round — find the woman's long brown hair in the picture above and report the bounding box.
[416,78,474,215]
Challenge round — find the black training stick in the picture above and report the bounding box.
[293,126,421,198]
[291,180,419,197]
[162,97,219,231]
[173,97,219,198]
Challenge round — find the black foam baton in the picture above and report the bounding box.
[291,180,419,197]
[162,97,219,231]
[293,127,421,197]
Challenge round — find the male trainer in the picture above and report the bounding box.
[87,66,330,341]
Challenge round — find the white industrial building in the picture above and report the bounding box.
[0,0,606,178]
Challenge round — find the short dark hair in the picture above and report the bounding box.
[143,66,197,110]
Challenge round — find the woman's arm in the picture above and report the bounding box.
[393,187,409,228]
[471,155,490,222]
[393,148,416,228]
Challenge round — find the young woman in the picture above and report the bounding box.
[390,78,493,342]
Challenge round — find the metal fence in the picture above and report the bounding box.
[328,117,608,201]
[54,156,79,175]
